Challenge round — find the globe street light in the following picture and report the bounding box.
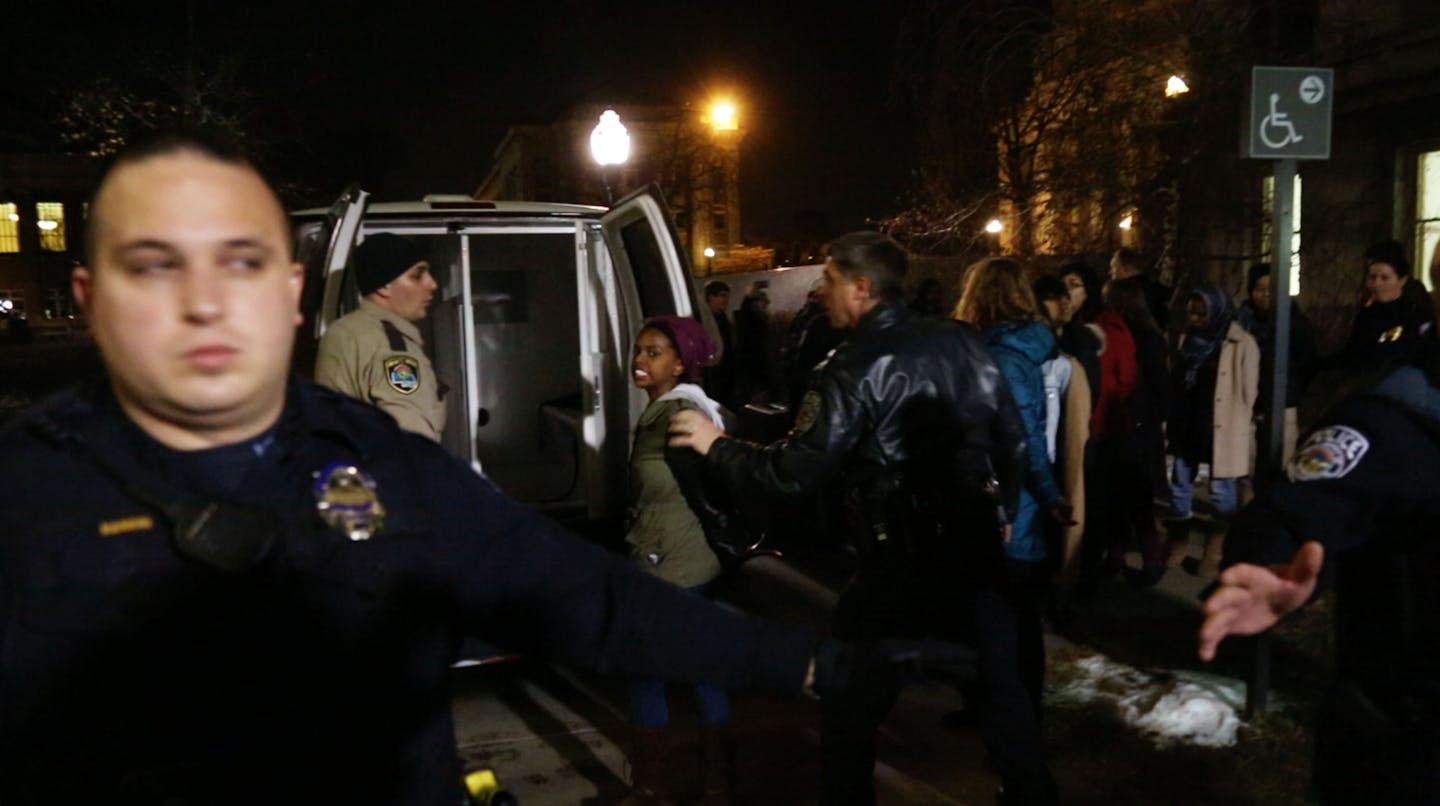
[590,109,631,204]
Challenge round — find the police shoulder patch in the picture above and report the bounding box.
[1286,425,1370,482]
[384,355,421,395]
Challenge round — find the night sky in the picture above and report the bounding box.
[8,1,916,242]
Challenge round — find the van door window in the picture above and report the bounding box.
[620,217,678,317]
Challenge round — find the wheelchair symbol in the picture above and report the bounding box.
[1259,92,1303,149]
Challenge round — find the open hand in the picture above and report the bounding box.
[1197,541,1324,661]
[668,409,724,455]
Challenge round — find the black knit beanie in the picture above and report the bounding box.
[355,233,423,296]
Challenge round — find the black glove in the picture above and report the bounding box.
[811,637,980,699]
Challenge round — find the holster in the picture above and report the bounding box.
[843,465,1006,570]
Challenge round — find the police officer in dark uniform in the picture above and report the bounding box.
[0,134,973,804]
[1200,350,1440,802]
[671,231,1057,804]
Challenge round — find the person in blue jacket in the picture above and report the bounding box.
[955,257,1071,715]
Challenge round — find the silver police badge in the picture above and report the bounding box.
[313,463,386,540]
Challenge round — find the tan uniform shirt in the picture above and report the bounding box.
[315,299,447,440]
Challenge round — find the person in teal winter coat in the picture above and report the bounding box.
[955,258,1071,715]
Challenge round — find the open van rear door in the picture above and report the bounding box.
[316,184,370,334]
[292,184,368,376]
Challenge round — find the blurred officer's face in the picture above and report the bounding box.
[73,151,303,449]
[822,259,872,328]
[374,260,436,322]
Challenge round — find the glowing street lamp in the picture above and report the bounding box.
[984,218,1003,234]
[1165,75,1190,97]
[590,109,631,204]
[709,100,739,132]
[1118,214,1134,230]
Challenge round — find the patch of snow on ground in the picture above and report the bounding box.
[1050,652,1249,748]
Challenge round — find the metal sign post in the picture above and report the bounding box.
[1243,66,1333,718]
[1244,66,1334,486]
[1267,159,1296,488]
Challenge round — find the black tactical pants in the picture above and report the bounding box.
[817,541,1056,805]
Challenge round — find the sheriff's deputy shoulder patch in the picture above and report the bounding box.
[793,390,822,434]
[1287,425,1370,482]
[384,356,421,395]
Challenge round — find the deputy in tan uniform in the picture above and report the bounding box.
[315,233,446,440]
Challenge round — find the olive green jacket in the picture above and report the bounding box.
[625,397,722,588]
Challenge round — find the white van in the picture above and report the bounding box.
[292,185,715,526]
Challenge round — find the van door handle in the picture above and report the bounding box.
[476,407,491,428]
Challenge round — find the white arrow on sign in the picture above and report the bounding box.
[1299,75,1325,105]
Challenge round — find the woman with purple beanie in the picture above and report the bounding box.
[621,315,736,805]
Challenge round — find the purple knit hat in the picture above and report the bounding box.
[643,315,717,384]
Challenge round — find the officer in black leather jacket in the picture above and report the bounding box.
[671,232,1057,805]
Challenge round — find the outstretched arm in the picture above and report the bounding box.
[1197,541,1324,661]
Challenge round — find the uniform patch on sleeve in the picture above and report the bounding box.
[793,390,822,434]
[1286,425,1370,482]
[384,356,421,394]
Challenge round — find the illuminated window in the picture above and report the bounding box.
[0,204,17,253]
[1416,149,1440,289]
[36,202,65,252]
[1261,173,1303,296]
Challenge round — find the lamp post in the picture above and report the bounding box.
[590,109,631,205]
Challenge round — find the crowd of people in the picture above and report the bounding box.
[4,127,1437,804]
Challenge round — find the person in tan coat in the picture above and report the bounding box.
[1167,286,1260,576]
[315,234,446,440]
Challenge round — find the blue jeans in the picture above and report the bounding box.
[1169,456,1237,519]
[627,583,731,728]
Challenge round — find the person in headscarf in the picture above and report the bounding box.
[1166,286,1259,577]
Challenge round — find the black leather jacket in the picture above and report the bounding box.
[707,302,1027,547]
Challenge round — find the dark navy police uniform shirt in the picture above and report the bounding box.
[0,379,813,804]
